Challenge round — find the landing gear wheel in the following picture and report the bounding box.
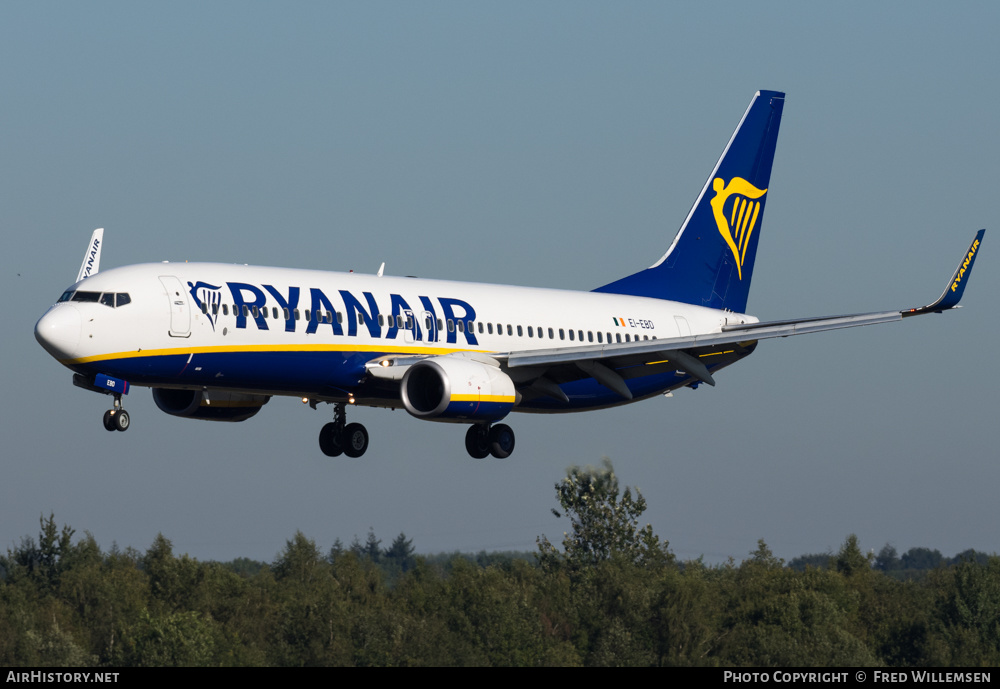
[103,410,116,432]
[342,423,369,458]
[465,425,490,459]
[113,409,130,432]
[319,422,344,457]
[489,424,515,459]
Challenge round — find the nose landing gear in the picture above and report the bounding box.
[102,394,130,432]
[319,402,369,458]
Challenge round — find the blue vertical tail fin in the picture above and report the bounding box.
[594,90,784,314]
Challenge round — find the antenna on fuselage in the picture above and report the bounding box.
[76,228,104,282]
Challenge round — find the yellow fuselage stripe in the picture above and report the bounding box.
[61,342,481,366]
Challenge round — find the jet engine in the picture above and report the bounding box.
[400,357,516,422]
[152,388,269,422]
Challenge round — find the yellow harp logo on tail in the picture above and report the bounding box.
[710,177,767,280]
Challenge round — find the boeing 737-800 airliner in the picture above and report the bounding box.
[34,91,984,459]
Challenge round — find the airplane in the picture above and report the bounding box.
[34,90,985,460]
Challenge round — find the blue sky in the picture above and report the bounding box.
[3,2,998,564]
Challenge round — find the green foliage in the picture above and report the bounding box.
[2,495,998,666]
[902,547,945,572]
[788,552,833,572]
[875,544,901,572]
[836,534,873,577]
[538,458,673,572]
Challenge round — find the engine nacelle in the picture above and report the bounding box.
[400,357,516,422]
[152,388,269,422]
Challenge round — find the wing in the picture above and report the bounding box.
[500,231,985,400]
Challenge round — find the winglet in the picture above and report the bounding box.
[76,228,104,282]
[903,230,985,317]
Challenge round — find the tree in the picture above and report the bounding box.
[875,544,900,572]
[835,534,871,577]
[538,458,672,571]
[272,531,323,584]
[363,530,382,564]
[383,533,416,573]
[900,547,944,572]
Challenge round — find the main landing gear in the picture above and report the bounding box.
[102,394,130,432]
[319,402,369,458]
[465,423,515,459]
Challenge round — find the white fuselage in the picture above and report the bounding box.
[36,261,757,411]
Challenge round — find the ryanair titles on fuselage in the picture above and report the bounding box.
[189,280,480,346]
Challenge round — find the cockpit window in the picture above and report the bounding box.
[62,290,131,307]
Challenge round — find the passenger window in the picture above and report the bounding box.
[578,330,583,341]
[283,308,289,320]
[517,325,523,337]
[597,332,603,343]
[199,301,207,314]
[378,314,384,327]
[396,315,404,328]
[457,320,466,333]
[358,314,364,326]
[507,324,513,336]
[427,317,434,329]
[625,334,630,342]
[559,328,565,340]
[437,318,444,330]
[338,312,344,324]
[488,323,493,334]
[588,331,593,342]
[294,309,300,320]
[262,306,268,319]
[568,330,575,341]
[548,327,554,339]
[273,308,279,320]
[616,333,621,343]
[447,319,454,332]
[243,305,250,317]
[212,304,219,315]
[223,304,229,316]
[305,309,312,321]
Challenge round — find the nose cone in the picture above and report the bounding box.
[35,305,82,360]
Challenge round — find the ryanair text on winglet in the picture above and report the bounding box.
[951,238,981,292]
